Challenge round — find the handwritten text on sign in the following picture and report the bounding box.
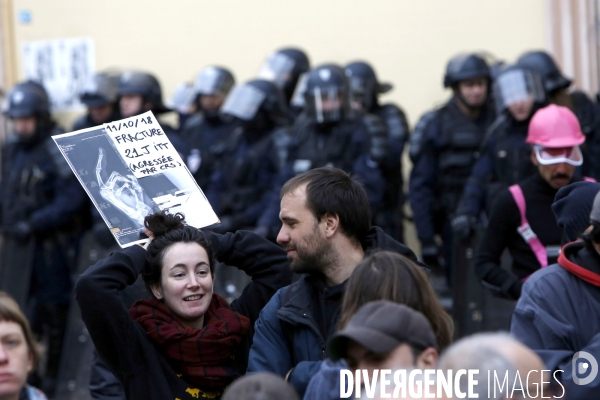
[104,111,182,178]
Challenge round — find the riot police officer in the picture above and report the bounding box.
[206,79,291,233]
[517,50,600,179]
[345,61,410,241]
[0,81,88,395]
[452,65,547,237]
[257,47,310,116]
[117,71,189,159]
[167,81,196,133]
[256,64,388,236]
[72,72,121,131]
[408,53,496,272]
[183,66,239,188]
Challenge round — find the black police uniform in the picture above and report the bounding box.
[408,54,495,270]
[256,65,387,235]
[183,66,239,189]
[455,114,538,221]
[206,79,291,233]
[453,65,548,229]
[0,81,88,394]
[346,61,410,241]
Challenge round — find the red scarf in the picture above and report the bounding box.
[129,293,250,390]
[558,242,600,287]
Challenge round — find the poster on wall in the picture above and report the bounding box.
[52,111,220,248]
[22,37,95,111]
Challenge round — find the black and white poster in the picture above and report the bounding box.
[52,111,219,248]
[22,37,95,111]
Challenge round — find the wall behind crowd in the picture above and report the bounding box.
[10,0,547,128]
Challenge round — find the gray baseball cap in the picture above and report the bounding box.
[328,300,438,360]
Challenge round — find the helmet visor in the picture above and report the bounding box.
[257,52,296,88]
[494,69,545,114]
[290,73,308,108]
[195,67,229,96]
[534,145,583,166]
[166,83,196,113]
[221,84,265,121]
[307,86,343,123]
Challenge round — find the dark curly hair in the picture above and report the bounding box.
[142,210,214,296]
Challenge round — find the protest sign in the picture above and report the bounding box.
[53,112,219,247]
[22,37,95,111]
[103,112,183,179]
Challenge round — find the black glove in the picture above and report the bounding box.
[12,221,32,240]
[421,241,443,270]
[451,214,476,240]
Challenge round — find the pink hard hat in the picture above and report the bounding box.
[526,104,585,148]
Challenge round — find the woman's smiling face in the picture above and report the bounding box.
[151,242,214,329]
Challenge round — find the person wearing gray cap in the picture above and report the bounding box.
[328,301,439,379]
[511,182,600,398]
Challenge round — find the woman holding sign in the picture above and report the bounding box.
[76,211,292,399]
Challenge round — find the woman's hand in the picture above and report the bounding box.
[142,228,154,250]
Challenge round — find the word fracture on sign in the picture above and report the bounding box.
[104,111,185,178]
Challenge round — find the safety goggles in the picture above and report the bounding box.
[534,145,583,166]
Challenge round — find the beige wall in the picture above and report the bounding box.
[9,0,548,128]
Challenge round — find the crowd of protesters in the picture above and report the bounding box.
[1,45,600,399]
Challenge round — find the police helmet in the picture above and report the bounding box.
[258,47,310,101]
[166,82,196,114]
[221,79,289,124]
[517,50,572,94]
[80,72,120,108]
[443,54,490,88]
[118,71,170,113]
[345,61,392,111]
[194,66,235,98]
[3,80,50,118]
[303,64,350,124]
[493,65,546,116]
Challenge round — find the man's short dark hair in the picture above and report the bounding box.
[280,167,372,242]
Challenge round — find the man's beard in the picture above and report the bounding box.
[288,228,338,275]
[456,93,485,111]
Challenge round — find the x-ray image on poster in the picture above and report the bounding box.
[22,37,95,111]
[52,112,219,248]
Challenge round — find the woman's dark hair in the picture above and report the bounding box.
[338,251,454,352]
[142,211,214,295]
